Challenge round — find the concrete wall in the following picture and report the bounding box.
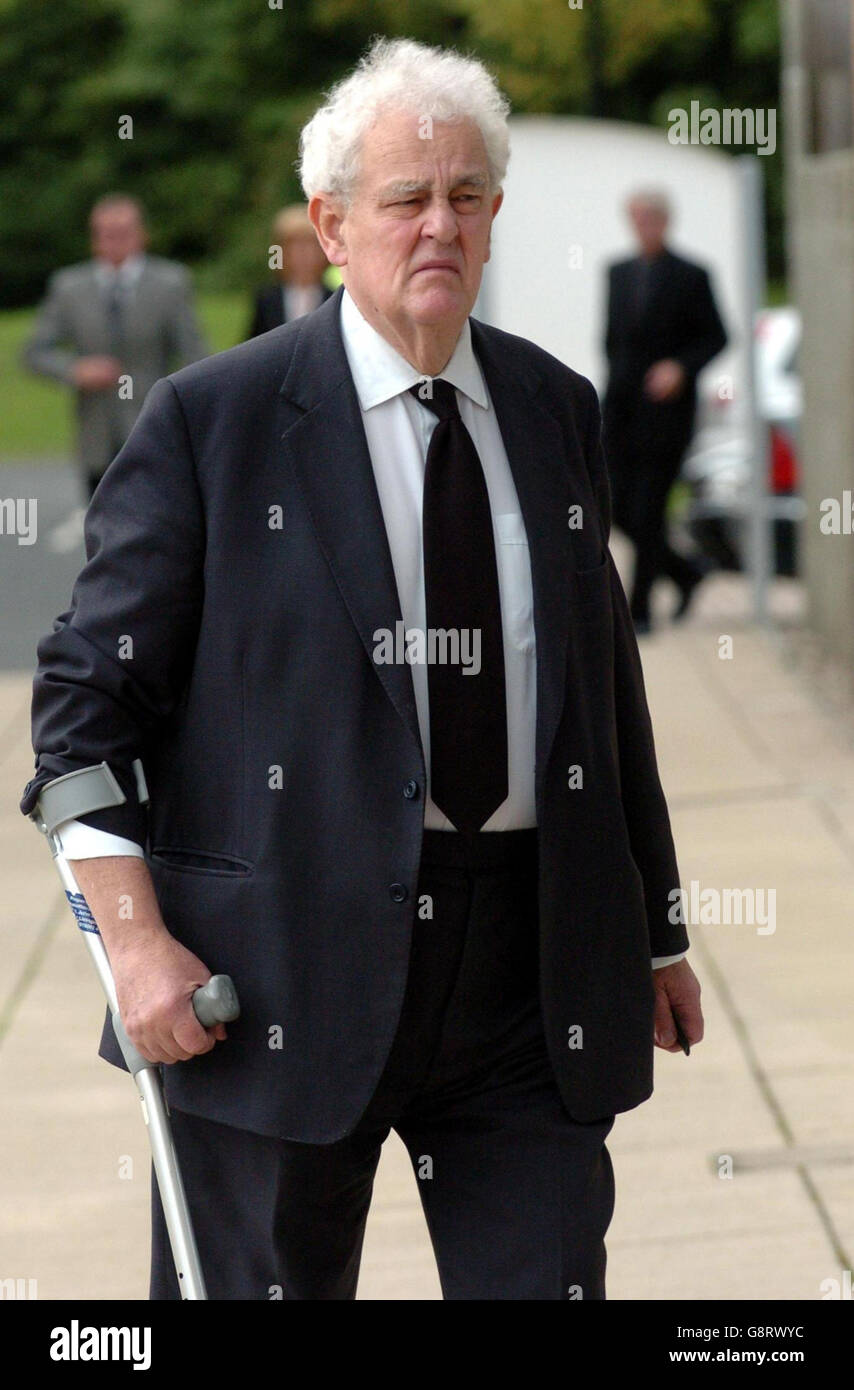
[785,0,854,667]
[794,153,854,667]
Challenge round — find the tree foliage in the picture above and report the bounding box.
[0,0,782,307]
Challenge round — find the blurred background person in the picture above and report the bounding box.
[22,193,208,533]
[245,203,333,338]
[602,189,728,635]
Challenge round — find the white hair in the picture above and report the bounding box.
[297,36,511,207]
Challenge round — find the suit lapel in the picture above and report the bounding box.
[278,288,575,803]
[278,289,422,756]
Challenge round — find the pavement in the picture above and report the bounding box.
[1,499,852,1301]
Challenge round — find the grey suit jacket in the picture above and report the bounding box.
[23,255,209,474]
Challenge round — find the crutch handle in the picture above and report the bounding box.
[112,975,240,1077]
[192,974,240,1027]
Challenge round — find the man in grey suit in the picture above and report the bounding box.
[24,193,208,504]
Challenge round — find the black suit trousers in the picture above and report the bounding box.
[604,397,699,620]
[150,829,616,1300]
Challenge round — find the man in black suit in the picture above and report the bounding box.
[603,191,728,633]
[246,203,333,338]
[21,39,703,1300]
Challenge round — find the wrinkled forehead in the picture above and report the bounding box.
[356,110,491,192]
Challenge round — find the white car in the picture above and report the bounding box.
[681,307,802,576]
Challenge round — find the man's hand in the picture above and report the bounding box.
[70,355,123,391]
[110,927,228,1064]
[653,958,703,1053]
[69,854,228,1065]
[643,358,686,402]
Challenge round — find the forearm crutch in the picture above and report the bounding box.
[31,761,239,1301]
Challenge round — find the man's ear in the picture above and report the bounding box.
[484,188,503,263]
[309,194,348,267]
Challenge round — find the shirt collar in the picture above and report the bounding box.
[339,285,488,412]
[94,253,146,287]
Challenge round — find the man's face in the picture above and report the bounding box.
[280,232,328,286]
[90,205,146,267]
[322,109,502,337]
[628,200,668,258]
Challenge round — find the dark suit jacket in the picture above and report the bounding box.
[603,248,727,458]
[21,285,689,1143]
[246,282,334,339]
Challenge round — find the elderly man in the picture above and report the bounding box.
[245,203,334,338]
[24,194,208,508]
[603,191,728,634]
[21,38,702,1301]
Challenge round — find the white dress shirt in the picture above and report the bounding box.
[338,286,537,832]
[54,286,684,967]
[283,283,326,321]
[93,252,146,297]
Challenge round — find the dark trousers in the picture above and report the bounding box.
[150,828,616,1300]
[605,403,700,621]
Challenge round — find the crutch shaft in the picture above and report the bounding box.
[36,815,238,1300]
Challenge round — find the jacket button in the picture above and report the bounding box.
[403,779,419,799]
[389,883,408,902]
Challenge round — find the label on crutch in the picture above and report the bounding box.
[65,890,99,934]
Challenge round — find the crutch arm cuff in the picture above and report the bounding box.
[29,761,128,837]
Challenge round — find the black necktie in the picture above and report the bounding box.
[105,277,125,357]
[409,378,508,833]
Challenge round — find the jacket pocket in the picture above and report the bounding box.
[148,846,254,877]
